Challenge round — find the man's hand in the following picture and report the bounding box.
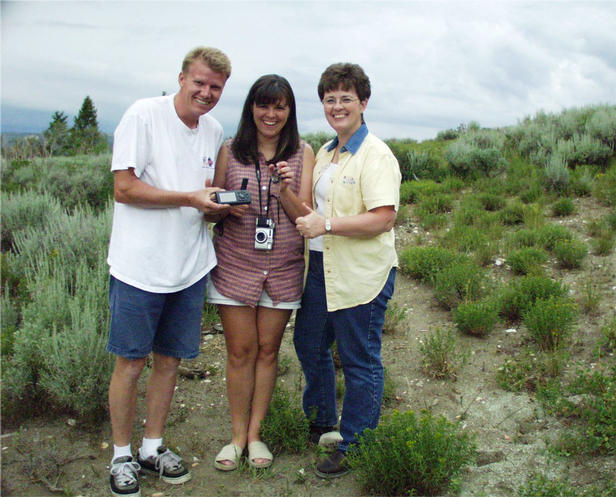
[192,186,230,214]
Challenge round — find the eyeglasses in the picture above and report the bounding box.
[322,96,358,106]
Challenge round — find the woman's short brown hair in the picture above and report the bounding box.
[317,63,371,101]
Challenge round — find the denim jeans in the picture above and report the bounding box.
[294,250,396,453]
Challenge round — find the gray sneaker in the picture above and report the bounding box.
[137,445,191,484]
[109,456,140,497]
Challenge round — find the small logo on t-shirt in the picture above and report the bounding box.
[203,157,214,169]
[342,175,356,185]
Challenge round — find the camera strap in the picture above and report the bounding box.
[254,160,278,220]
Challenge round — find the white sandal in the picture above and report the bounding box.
[214,443,242,471]
[247,441,273,469]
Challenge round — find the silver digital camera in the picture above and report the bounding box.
[255,217,275,250]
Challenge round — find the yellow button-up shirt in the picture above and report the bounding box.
[314,125,401,311]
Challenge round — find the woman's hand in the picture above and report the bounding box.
[270,161,293,192]
[295,203,326,239]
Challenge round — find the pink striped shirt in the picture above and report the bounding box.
[210,140,306,306]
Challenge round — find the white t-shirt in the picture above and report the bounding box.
[107,94,222,293]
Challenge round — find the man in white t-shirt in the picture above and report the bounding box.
[106,47,231,497]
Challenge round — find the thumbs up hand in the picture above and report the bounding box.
[295,203,327,239]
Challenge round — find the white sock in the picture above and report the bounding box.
[140,437,163,459]
[113,444,132,462]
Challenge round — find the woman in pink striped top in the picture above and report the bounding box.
[207,75,314,471]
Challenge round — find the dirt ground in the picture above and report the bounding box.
[2,198,615,497]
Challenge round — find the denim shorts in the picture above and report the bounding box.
[206,278,301,310]
[107,275,207,360]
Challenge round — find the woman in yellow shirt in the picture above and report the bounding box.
[295,62,401,478]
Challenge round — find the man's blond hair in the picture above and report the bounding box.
[181,47,231,79]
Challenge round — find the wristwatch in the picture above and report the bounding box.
[325,218,332,233]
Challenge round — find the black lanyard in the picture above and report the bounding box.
[254,160,276,218]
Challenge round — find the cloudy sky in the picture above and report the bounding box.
[2,1,615,141]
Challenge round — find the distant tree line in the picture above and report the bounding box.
[2,96,110,160]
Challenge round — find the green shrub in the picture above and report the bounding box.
[537,223,574,251]
[1,155,114,212]
[579,278,600,315]
[553,239,588,269]
[419,212,449,230]
[302,131,334,152]
[445,129,507,179]
[544,155,570,192]
[43,156,114,211]
[440,224,488,254]
[419,327,468,380]
[348,410,475,497]
[585,105,616,151]
[2,203,113,421]
[453,200,482,226]
[473,240,500,267]
[519,183,544,204]
[383,302,407,334]
[500,200,527,225]
[507,228,541,249]
[592,233,615,256]
[498,275,568,322]
[573,133,612,167]
[569,165,596,197]
[598,315,616,356]
[433,261,487,309]
[453,299,499,336]
[1,285,19,357]
[551,197,576,217]
[506,247,548,275]
[436,128,459,141]
[523,296,577,350]
[399,246,462,284]
[399,179,445,204]
[588,214,615,255]
[441,175,465,192]
[3,254,113,421]
[1,251,29,317]
[415,193,453,215]
[477,192,505,211]
[403,149,441,181]
[496,348,565,392]
[261,386,310,454]
[518,473,616,497]
[1,190,63,253]
[539,364,616,456]
[606,210,616,230]
[594,165,616,206]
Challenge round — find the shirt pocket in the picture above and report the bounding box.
[332,175,362,215]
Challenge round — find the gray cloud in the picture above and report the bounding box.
[2,1,615,140]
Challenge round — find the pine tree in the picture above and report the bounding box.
[69,96,108,155]
[73,96,98,131]
[43,111,70,156]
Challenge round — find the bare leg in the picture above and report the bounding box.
[218,305,258,463]
[109,356,147,447]
[246,307,291,464]
[144,352,181,439]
